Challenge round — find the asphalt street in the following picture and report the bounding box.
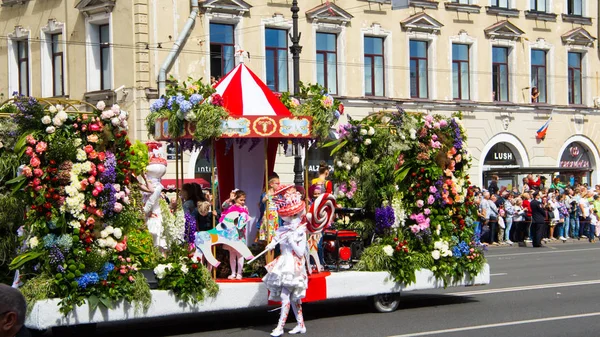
[56,240,600,337]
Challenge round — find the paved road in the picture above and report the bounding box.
[67,241,600,337]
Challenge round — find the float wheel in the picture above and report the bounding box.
[370,293,400,313]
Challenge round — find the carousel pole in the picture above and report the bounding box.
[210,141,217,279]
[264,139,274,264]
[290,0,304,187]
[175,140,180,201]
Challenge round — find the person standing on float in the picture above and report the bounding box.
[263,185,309,336]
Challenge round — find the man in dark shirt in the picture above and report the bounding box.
[530,191,546,247]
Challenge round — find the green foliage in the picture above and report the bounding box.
[127,229,160,269]
[20,273,56,315]
[45,129,78,164]
[127,140,149,176]
[191,103,229,142]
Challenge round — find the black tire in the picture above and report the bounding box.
[370,293,401,313]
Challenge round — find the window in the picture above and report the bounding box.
[530,50,547,103]
[491,0,509,8]
[568,52,582,105]
[492,46,509,102]
[410,40,428,99]
[210,23,235,80]
[364,36,384,96]
[51,33,64,97]
[530,0,547,12]
[17,40,29,96]
[265,28,288,93]
[567,0,583,16]
[453,0,471,3]
[452,44,470,100]
[316,32,337,95]
[99,24,111,90]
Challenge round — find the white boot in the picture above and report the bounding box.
[289,300,306,334]
[271,302,290,336]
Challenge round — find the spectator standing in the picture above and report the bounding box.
[527,174,542,190]
[521,178,530,194]
[522,192,533,241]
[547,193,560,241]
[550,178,566,194]
[530,191,546,247]
[487,175,499,196]
[579,189,591,239]
[0,284,27,337]
[590,210,598,242]
[503,192,515,244]
[556,194,569,241]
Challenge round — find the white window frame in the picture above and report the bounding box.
[528,39,554,104]
[361,24,392,98]
[312,23,347,96]
[261,15,293,93]
[85,12,113,92]
[7,26,31,97]
[528,0,552,12]
[565,46,590,106]
[406,30,437,100]
[489,0,516,8]
[565,0,587,16]
[490,39,517,103]
[41,20,67,98]
[449,32,478,101]
[204,12,244,82]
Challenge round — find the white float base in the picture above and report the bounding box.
[26,264,490,330]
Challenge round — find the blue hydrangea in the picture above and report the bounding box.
[334,110,341,119]
[190,94,203,105]
[452,241,471,258]
[167,96,175,111]
[43,234,57,249]
[76,272,100,289]
[99,262,115,280]
[179,100,193,113]
[175,94,186,105]
[55,234,73,250]
[150,97,166,112]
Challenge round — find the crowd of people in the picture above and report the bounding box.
[475,174,600,248]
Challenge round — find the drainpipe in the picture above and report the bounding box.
[158,0,199,96]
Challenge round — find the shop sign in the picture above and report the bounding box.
[560,142,591,168]
[484,143,517,165]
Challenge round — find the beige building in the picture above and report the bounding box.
[1,0,599,189]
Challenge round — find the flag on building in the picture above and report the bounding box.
[536,116,552,140]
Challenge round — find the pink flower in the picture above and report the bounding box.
[89,123,102,132]
[26,135,36,145]
[126,257,131,263]
[120,269,127,274]
[115,236,127,252]
[431,134,438,141]
[33,168,43,177]
[410,225,420,233]
[86,217,95,226]
[32,178,41,187]
[97,152,106,161]
[455,154,462,163]
[424,208,431,215]
[35,142,47,153]
[30,156,41,168]
[424,114,434,124]
[113,202,123,213]
[87,134,99,143]
[25,147,34,157]
[128,275,135,282]
[427,194,435,204]
[440,120,448,127]
[84,145,94,153]
[416,200,424,208]
[433,122,440,129]
[429,186,437,193]
[430,140,442,149]
[22,166,32,177]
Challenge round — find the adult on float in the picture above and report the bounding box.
[263,185,309,336]
[310,161,333,194]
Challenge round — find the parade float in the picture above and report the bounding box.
[0,62,489,333]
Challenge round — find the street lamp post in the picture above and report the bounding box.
[290,0,304,186]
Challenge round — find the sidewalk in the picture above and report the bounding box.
[484,237,598,248]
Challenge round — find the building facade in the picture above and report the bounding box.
[0,0,599,189]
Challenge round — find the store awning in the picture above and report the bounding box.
[484,166,593,176]
[161,178,211,191]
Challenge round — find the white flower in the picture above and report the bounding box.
[122,196,130,204]
[76,149,87,162]
[401,134,406,141]
[181,264,189,274]
[368,127,375,136]
[74,139,82,147]
[382,245,394,257]
[101,110,115,120]
[441,249,452,258]
[431,250,440,260]
[337,191,345,198]
[106,237,117,248]
[46,126,56,134]
[41,116,51,124]
[52,117,63,127]
[113,184,121,192]
[56,104,64,112]
[113,228,123,239]
[154,263,173,279]
[105,226,114,235]
[0,142,3,149]
[360,129,368,136]
[69,220,81,229]
[364,138,372,146]
[96,101,106,111]
[48,105,57,113]
[111,117,120,126]
[97,239,106,248]
[434,241,443,250]
[28,237,39,249]
[119,111,127,121]
[409,129,417,140]
[337,161,344,168]
[111,104,120,114]
[56,111,68,122]
[345,165,351,171]
[121,120,128,129]
[381,116,390,124]
[100,230,108,238]
[352,156,360,164]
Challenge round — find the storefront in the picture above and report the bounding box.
[305,145,334,182]
[558,141,594,186]
[482,142,521,190]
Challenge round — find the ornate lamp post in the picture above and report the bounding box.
[290,0,304,186]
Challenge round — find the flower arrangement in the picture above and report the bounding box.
[4,95,152,314]
[145,77,229,143]
[331,108,485,286]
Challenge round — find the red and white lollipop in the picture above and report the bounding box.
[306,193,337,234]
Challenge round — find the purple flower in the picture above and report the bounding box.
[184,212,197,244]
[375,206,395,235]
[99,183,117,218]
[100,151,117,184]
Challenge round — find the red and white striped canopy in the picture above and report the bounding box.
[214,63,292,117]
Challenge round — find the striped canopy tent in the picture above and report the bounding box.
[212,63,295,238]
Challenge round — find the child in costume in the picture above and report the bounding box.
[263,185,308,336]
[220,190,250,280]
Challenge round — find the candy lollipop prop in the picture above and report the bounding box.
[306,193,337,234]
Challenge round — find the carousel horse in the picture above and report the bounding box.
[194,211,254,268]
